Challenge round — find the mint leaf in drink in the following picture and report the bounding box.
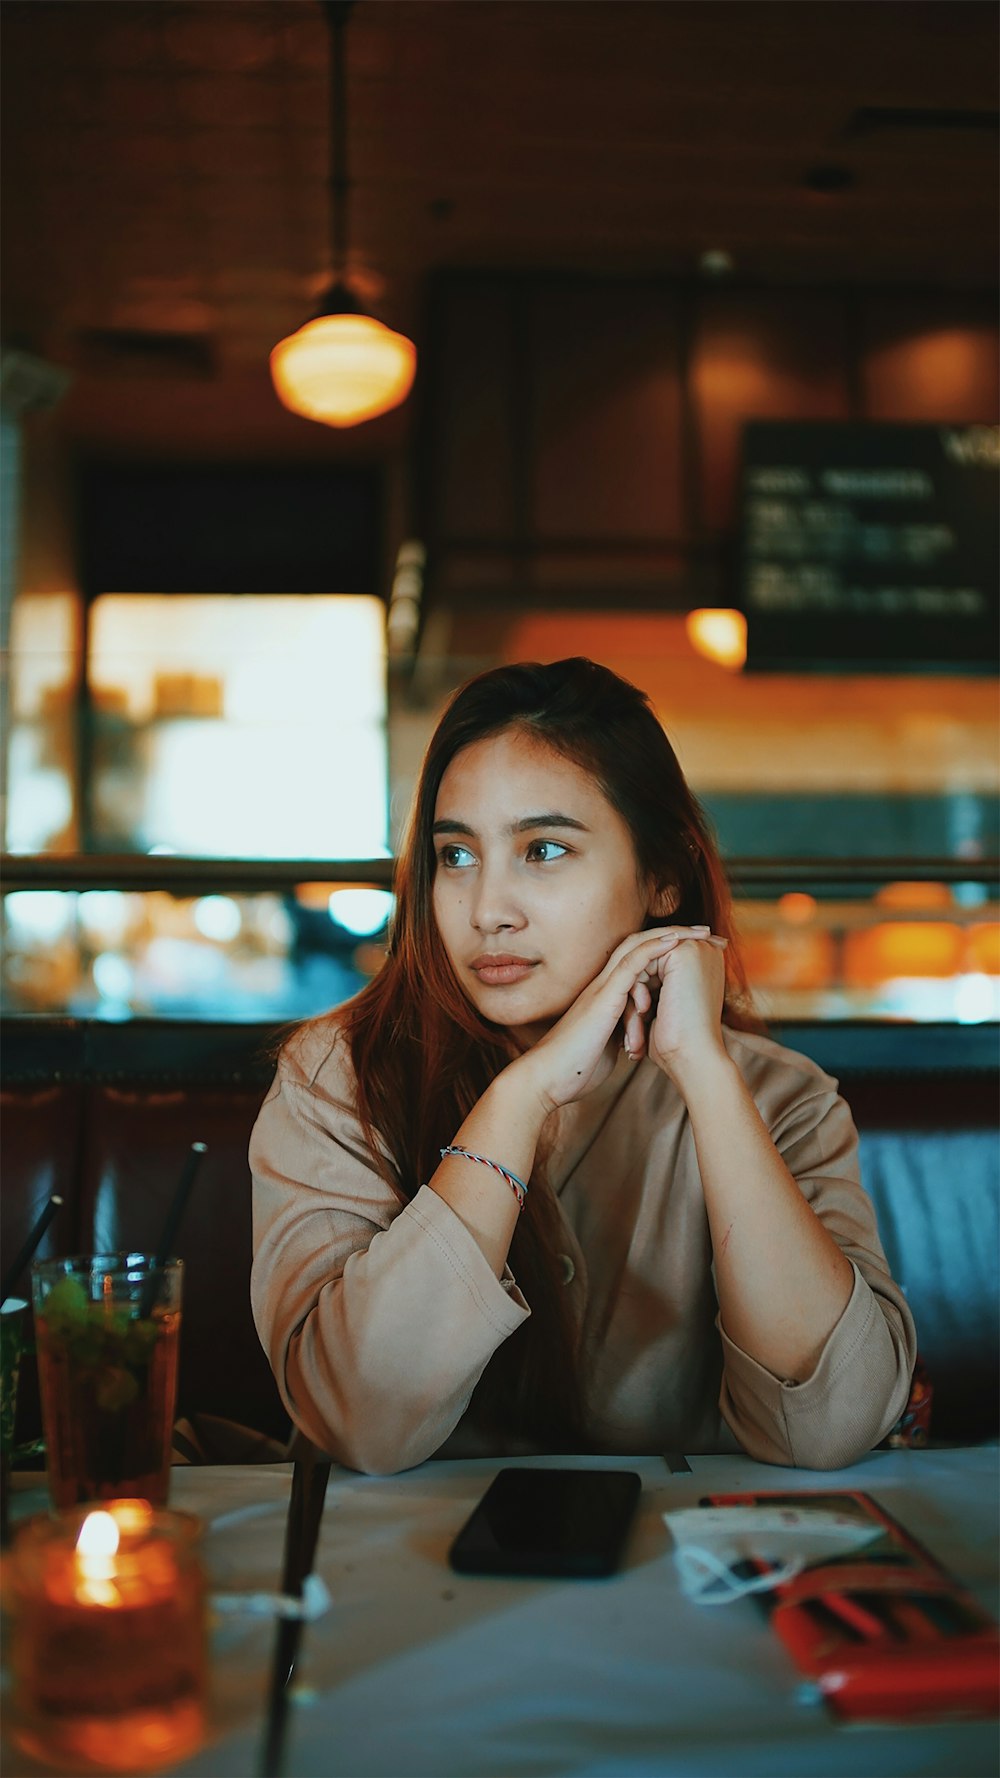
[123,1317,160,1366]
[40,1285,165,1420]
[39,1276,89,1332]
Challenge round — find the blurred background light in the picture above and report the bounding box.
[5,891,72,942]
[328,888,395,936]
[93,952,133,1002]
[78,891,131,946]
[954,973,998,1024]
[685,608,748,670]
[193,896,242,942]
[778,892,818,925]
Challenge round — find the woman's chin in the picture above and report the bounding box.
[507,1019,554,1051]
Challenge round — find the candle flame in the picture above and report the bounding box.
[77,1510,120,1571]
[75,1510,121,1606]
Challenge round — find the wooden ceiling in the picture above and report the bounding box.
[2,0,997,455]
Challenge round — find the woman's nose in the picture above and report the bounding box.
[469,863,525,933]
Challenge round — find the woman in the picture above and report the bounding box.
[251,658,915,1473]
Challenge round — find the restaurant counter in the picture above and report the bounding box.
[5,1443,998,1778]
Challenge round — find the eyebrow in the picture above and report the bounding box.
[513,813,589,834]
[431,813,590,837]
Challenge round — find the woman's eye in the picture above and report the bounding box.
[525,839,570,864]
[438,843,476,869]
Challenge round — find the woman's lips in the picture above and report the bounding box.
[470,956,539,986]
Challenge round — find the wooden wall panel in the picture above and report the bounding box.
[688,292,852,532]
[528,283,685,541]
[860,298,1000,423]
[420,275,997,612]
[429,281,519,541]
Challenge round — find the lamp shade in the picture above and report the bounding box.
[270,311,416,428]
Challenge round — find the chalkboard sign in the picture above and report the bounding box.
[738,422,999,672]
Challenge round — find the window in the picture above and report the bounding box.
[87,594,388,859]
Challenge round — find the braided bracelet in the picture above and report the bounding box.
[439,1145,528,1211]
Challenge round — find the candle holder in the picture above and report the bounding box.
[7,1498,206,1771]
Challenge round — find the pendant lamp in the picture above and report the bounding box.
[270,1,416,427]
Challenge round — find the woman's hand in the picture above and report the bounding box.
[643,933,728,1086]
[511,926,723,1115]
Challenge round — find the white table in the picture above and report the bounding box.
[6,1445,999,1777]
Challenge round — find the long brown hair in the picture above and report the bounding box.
[339,658,758,1447]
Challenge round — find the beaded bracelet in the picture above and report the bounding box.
[439,1145,528,1211]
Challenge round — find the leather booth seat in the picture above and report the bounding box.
[845,1074,999,1443]
[2,1019,997,1450]
[2,1020,288,1443]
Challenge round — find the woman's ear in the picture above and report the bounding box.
[649,882,679,920]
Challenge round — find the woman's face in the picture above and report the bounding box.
[431,727,656,1046]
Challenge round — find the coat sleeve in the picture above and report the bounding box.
[717,1074,918,1470]
[249,1028,529,1474]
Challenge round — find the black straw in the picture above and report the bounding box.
[259,1442,332,1778]
[153,1141,207,1270]
[1,1195,63,1305]
[139,1143,207,1317]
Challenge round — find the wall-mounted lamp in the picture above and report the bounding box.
[270,2,416,428]
[685,608,747,670]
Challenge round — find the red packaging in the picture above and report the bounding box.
[701,1489,999,1722]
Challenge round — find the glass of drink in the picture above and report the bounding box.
[1,1295,29,1543]
[1,1296,28,1456]
[32,1255,183,1510]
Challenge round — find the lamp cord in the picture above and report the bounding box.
[323,1,355,285]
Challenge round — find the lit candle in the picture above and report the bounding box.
[8,1499,205,1772]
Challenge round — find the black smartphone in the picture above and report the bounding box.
[448,1467,642,1579]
